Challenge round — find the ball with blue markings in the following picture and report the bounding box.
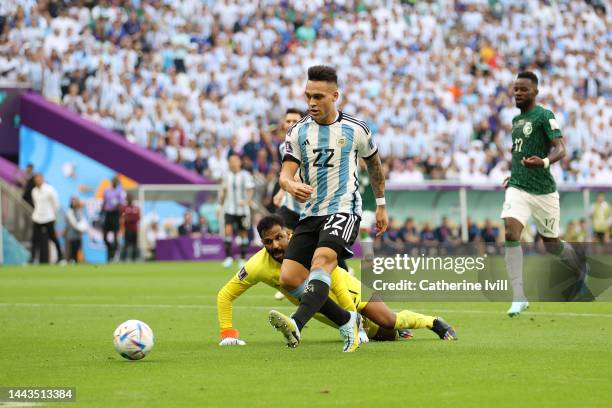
[113,320,155,360]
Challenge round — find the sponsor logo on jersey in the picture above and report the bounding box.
[523,122,533,136]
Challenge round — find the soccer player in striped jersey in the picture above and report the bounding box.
[274,108,305,231]
[220,154,255,269]
[273,108,353,301]
[502,71,590,316]
[269,65,388,352]
[272,108,305,301]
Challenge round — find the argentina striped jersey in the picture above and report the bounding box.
[278,142,304,214]
[283,112,378,219]
[222,170,255,216]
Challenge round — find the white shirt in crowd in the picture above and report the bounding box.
[31,183,60,224]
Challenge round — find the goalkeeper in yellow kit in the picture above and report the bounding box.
[217,215,457,345]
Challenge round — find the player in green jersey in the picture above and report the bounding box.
[501,71,589,317]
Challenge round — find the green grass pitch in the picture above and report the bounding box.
[1,261,611,407]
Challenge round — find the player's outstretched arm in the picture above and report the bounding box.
[364,153,388,236]
[216,274,254,346]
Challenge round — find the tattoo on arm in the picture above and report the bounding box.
[365,154,385,198]
[548,138,566,165]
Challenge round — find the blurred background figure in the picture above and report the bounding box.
[591,193,610,243]
[102,176,125,262]
[30,174,64,264]
[20,163,35,207]
[178,211,196,236]
[120,193,140,261]
[195,214,211,237]
[145,219,167,261]
[64,196,88,263]
[219,154,254,268]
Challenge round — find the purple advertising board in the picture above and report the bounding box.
[155,236,363,261]
[19,92,209,184]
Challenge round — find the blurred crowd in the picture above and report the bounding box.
[374,209,610,256]
[1,0,610,188]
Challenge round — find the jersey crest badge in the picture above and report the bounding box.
[523,122,532,136]
[336,137,346,147]
[237,267,248,281]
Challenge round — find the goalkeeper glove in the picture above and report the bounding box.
[219,337,246,346]
[219,328,246,346]
[358,327,369,344]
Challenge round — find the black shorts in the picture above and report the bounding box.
[285,213,360,270]
[276,205,300,231]
[103,210,120,232]
[224,213,249,232]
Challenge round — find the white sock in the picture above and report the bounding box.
[558,242,583,278]
[505,243,526,301]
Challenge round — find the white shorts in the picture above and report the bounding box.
[500,187,560,238]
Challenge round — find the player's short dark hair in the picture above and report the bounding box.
[307,65,338,84]
[517,71,539,86]
[257,215,285,237]
[285,108,304,116]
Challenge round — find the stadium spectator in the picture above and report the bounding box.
[375,217,403,253]
[578,218,590,242]
[563,220,584,243]
[419,223,438,253]
[62,82,86,114]
[64,196,88,263]
[20,163,35,207]
[465,216,482,243]
[30,174,64,264]
[145,219,166,261]
[195,214,211,237]
[590,193,610,243]
[399,217,420,251]
[102,175,125,262]
[1,0,608,186]
[120,192,140,261]
[178,211,197,236]
[481,218,501,253]
[434,216,459,253]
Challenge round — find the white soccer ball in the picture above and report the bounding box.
[113,320,155,360]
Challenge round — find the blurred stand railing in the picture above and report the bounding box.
[0,178,33,263]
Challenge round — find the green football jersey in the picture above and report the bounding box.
[508,105,562,195]
[358,168,376,212]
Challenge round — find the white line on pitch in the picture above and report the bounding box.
[0,303,611,318]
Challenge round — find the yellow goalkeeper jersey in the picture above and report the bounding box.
[217,247,364,336]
